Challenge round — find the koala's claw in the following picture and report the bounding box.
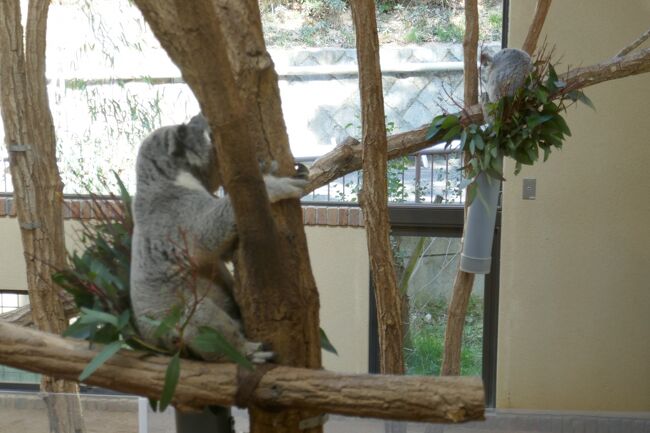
[245,341,275,364]
[264,175,308,202]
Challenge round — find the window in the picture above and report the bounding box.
[369,206,500,407]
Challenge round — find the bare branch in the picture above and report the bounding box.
[463,0,480,107]
[350,0,404,375]
[616,27,650,58]
[563,47,650,91]
[522,0,553,55]
[0,320,485,423]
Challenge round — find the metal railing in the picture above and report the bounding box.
[301,144,465,204]
[1,146,465,205]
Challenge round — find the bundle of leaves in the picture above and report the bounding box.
[53,173,337,410]
[53,174,251,410]
[426,50,594,203]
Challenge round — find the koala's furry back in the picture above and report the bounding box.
[485,48,532,102]
[129,119,246,359]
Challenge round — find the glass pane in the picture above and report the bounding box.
[391,235,484,376]
[0,291,41,384]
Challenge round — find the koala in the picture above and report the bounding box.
[130,114,307,363]
[481,48,533,104]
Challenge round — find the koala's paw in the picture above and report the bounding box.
[264,175,308,203]
[244,341,275,364]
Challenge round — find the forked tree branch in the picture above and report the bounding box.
[522,0,553,55]
[616,27,650,58]
[306,48,650,192]
[350,0,404,375]
[0,320,484,423]
[441,0,480,377]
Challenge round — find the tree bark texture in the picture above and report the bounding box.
[306,47,650,193]
[522,0,553,55]
[441,271,476,376]
[0,321,485,424]
[350,0,405,376]
[0,1,85,432]
[441,0,479,377]
[129,1,321,432]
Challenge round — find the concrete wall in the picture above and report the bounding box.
[498,0,650,411]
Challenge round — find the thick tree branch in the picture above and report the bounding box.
[522,0,553,55]
[350,0,404,375]
[616,27,650,58]
[307,49,650,191]
[130,2,321,431]
[441,0,480,377]
[463,0,479,107]
[0,321,485,424]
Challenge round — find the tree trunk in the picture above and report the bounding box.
[0,320,486,424]
[440,0,480,377]
[0,1,85,432]
[129,1,321,432]
[350,0,405,376]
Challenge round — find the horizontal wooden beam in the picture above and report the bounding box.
[0,320,484,423]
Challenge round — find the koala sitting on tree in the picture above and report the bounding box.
[480,48,533,119]
[130,114,307,363]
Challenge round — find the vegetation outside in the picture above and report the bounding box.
[260,0,503,47]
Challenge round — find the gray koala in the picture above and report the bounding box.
[130,114,306,363]
[481,48,533,104]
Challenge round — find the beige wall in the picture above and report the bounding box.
[305,226,370,373]
[0,219,27,291]
[499,0,650,411]
[0,218,371,373]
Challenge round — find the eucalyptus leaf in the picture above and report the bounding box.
[320,328,338,355]
[63,318,94,339]
[576,91,596,111]
[159,352,180,412]
[79,307,119,327]
[192,327,253,370]
[79,340,122,381]
[154,304,183,339]
[466,181,478,206]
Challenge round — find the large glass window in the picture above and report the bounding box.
[370,206,500,407]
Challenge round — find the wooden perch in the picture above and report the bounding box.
[306,48,650,191]
[0,320,484,423]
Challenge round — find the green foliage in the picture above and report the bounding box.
[55,172,338,404]
[426,57,594,204]
[434,22,465,43]
[53,173,251,409]
[405,295,483,376]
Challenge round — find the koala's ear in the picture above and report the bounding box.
[169,124,188,157]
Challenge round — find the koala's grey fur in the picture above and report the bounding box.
[130,114,306,362]
[481,48,533,104]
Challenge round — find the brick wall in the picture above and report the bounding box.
[0,196,364,228]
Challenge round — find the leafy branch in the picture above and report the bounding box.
[426,50,594,203]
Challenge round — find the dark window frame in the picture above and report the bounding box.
[369,204,500,408]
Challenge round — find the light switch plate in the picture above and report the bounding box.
[523,178,536,200]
